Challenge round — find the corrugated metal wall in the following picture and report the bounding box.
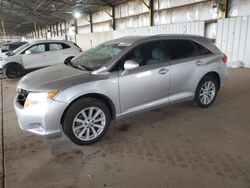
[228,0,250,17]
[113,21,205,38]
[216,16,250,67]
[74,21,204,50]
[154,0,221,25]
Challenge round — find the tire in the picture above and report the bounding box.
[62,97,111,145]
[3,63,24,79]
[194,75,218,108]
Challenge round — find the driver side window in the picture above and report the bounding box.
[116,41,163,70]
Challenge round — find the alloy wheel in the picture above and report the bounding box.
[72,107,106,141]
[199,81,216,105]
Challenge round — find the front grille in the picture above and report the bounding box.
[17,89,29,107]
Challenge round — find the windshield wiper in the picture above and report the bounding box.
[67,60,91,71]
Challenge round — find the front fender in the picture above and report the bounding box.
[54,78,120,114]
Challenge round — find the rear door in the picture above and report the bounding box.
[45,43,66,65]
[164,39,213,102]
[46,42,79,65]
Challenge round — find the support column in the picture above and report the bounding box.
[112,6,116,30]
[221,0,229,19]
[64,21,68,40]
[89,13,93,33]
[60,23,63,36]
[74,19,78,34]
[104,6,116,30]
[1,20,6,42]
[33,20,37,38]
[140,0,154,26]
[56,23,59,36]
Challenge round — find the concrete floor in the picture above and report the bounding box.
[0,69,250,188]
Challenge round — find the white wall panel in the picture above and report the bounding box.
[78,25,90,34]
[153,0,207,10]
[115,0,148,18]
[76,31,113,50]
[154,0,221,25]
[116,14,149,30]
[93,22,112,32]
[92,9,112,23]
[216,16,250,67]
[77,15,90,26]
[113,21,205,38]
[228,0,250,17]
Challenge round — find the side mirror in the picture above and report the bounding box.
[64,56,75,65]
[25,50,31,55]
[124,60,139,71]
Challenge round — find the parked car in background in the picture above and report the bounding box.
[0,40,82,78]
[0,42,27,60]
[14,35,228,145]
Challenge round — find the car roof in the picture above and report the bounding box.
[106,34,207,45]
[29,40,72,45]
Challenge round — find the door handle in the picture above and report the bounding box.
[195,60,204,66]
[158,68,169,75]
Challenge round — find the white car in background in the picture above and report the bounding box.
[0,40,82,78]
[0,42,27,60]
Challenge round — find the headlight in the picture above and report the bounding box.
[24,90,58,108]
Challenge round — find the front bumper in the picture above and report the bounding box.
[14,96,68,138]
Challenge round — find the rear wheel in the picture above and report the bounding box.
[62,98,111,145]
[194,75,218,108]
[3,63,24,79]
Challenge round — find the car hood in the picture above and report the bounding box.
[17,64,95,91]
[0,52,7,57]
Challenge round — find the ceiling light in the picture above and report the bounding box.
[73,12,81,19]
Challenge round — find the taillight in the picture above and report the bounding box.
[222,54,228,64]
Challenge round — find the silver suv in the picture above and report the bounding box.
[14,35,228,145]
[0,40,81,78]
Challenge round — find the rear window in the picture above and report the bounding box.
[49,43,70,51]
[193,42,212,55]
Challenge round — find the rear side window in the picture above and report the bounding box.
[61,43,70,49]
[164,40,196,60]
[49,43,70,51]
[193,42,212,55]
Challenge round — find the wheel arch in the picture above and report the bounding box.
[199,71,221,90]
[60,93,116,125]
[3,62,24,70]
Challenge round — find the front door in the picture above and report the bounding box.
[22,43,48,69]
[118,41,170,115]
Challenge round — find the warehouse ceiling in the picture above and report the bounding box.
[0,0,125,35]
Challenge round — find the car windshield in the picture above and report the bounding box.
[70,42,130,71]
[13,43,30,54]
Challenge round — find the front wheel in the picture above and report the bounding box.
[194,75,218,108]
[3,63,24,79]
[62,98,111,145]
